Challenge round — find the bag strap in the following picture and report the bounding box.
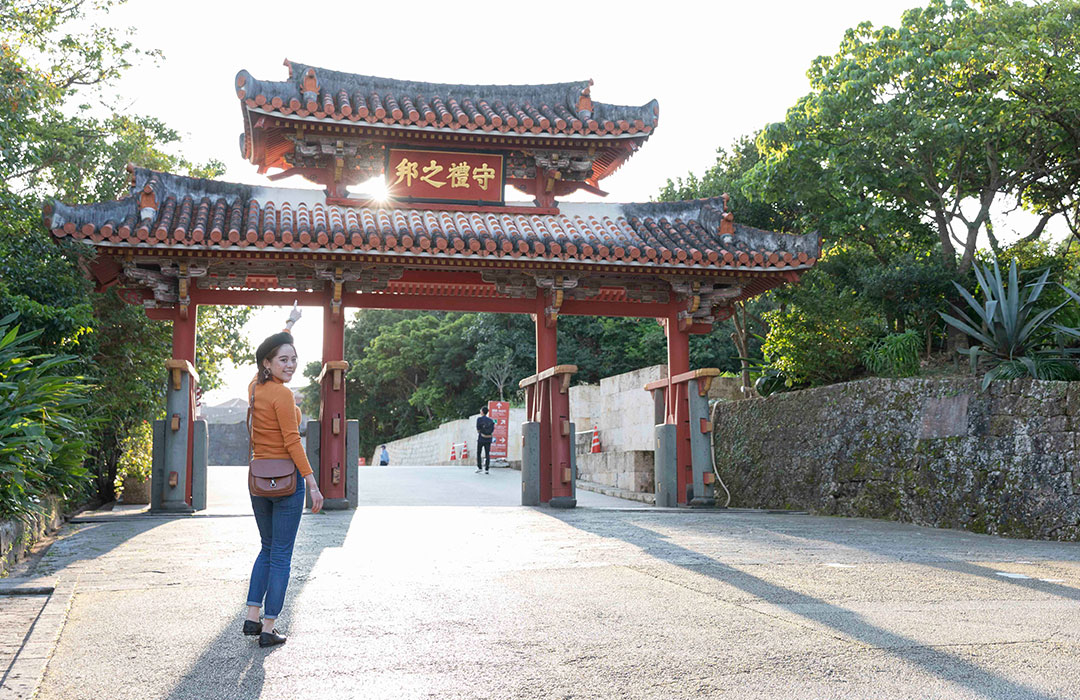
[246,383,256,463]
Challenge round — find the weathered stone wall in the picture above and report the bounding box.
[713,377,1080,540]
[1,494,65,576]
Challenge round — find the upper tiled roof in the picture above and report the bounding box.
[236,60,659,138]
[45,167,819,272]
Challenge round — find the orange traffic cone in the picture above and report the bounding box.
[450,443,457,461]
[590,425,602,453]
[461,441,469,460]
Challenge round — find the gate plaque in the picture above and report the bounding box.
[386,148,504,204]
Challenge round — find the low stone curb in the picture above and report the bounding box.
[576,479,656,505]
[0,576,76,700]
[0,577,57,597]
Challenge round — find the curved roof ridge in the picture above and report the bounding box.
[236,60,659,137]
[287,61,594,105]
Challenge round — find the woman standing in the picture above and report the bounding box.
[242,308,323,647]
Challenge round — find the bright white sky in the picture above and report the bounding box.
[96,0,940,403]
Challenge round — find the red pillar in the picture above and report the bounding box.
[320,297,347,500]
[172,305,198,507]
[665,313,692,505]
[534,295,556,503]
[172,305,197,363]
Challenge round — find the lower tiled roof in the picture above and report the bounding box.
[45,167,819,272]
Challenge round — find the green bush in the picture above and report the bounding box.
[762,304,879,387]
[113,420,153,495]
[862,330,923,378]
[0,314,92,519]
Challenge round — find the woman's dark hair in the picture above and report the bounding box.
[255,332,295,384]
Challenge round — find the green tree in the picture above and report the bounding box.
[750,0,1080,274]
[196,306,253,393]
[463,313,535,400]
[658,134,797,234]
[1,0,235,502]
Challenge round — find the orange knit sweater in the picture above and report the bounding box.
[248,377,313,477]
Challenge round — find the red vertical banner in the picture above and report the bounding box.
[488,400,510,459]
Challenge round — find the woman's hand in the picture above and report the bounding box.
[306,474,324,513]
[285,301,302,330]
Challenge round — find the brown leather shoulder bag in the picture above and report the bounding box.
[247,384,297,498]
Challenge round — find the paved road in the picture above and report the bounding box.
[5,465,1080,699]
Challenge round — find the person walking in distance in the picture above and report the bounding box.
[243,305,323,648]
[378,444,390,466]
[475,406,495,474]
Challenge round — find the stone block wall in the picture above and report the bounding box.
[570,365,667,492]
[575,434,654,492]
[572,364,667,453]
[713,377,1080,540]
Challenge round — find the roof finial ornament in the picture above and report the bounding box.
[577,80,594,117]
[302,68,319,112]
[721,192,731,212]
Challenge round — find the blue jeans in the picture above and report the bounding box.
[246,471,305,619]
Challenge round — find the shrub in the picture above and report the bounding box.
[113,420,153,496]
[862,330,923,378]
[762,304,879,387]
[0,314,92,519]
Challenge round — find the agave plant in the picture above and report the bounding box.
[939,259,1078,389]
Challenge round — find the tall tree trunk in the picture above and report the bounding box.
[730,302,751,397]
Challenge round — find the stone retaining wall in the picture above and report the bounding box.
[713,377,1080,540]
[0,495,65,576]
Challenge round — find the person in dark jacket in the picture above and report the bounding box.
[475,407,495,474]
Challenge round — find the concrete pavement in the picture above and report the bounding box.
[3,464,1080,699]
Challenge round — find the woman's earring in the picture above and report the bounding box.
[262,367,271,380]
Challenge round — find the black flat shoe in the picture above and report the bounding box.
[242,620,262,636]
[259,630,287,648]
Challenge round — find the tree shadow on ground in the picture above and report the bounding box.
[676,511,1080,603]
[546,510,1067,700]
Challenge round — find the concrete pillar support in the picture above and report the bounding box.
[155,304,200,512]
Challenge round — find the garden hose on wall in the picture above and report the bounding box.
[709,399,733,508]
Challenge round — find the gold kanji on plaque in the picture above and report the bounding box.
[472,163,496,191]
[392,157,419,187]
[448,162,470,189]
[420,160,446,188]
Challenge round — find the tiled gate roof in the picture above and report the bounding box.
[46,168,819,273]
[237,61,659,138]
